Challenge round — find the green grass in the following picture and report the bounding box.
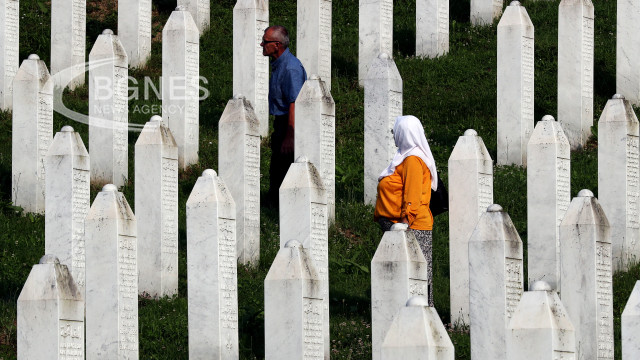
[1,0,639,359]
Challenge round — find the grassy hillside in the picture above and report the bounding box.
[0,0,639,359]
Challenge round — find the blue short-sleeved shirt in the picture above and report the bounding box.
[269,48,307,116]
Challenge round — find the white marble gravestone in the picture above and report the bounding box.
[416,0,449,58]
[45,126,90,295]
[617,0,640,106]
[0,0,19,110]
[233,0,269,137]
[469,204,523,360]
[506,281,576,360]
[118,0,152,68]
[178,0,209,33]
[559,189,613,360]
[264,240,324,360]
[358,0,393,86]
[85,184,138,359]
[280,156,329,358]
[381,296,455,360]
[12,54,53,214]
[298,0,332,90]
[622,281,640,360]
[471,0,503,25]
[448,129,493,326]
[598,94,640,271]
[295,75,335,221]
[218,95,261,266]
[558,0,594,150]
[497,1,534,166]
[51,0,86,89]
[162,6,200,169]
[186,169,239,358]
[527,116,570,292]
[363,53,402,205]
[371,223,429,360]
[17,255,84,360]
[89,29,129,188]
[136,116,179,298]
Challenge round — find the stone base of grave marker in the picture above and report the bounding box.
[358,0,393,86]
[51,0,86,90]
[0,0,19,110]
[416,0,449,58]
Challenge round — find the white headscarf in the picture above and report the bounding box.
[378,115,438,190]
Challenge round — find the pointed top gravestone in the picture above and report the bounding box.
[233,0,269,137]
[295,75,336,222]
[186,169,239,358]
[622,281,640,360]
[527,116,570,292]
[469,204,524,360]
[265,240,324,359]
[506,281,576,359]
[364,52,403,205]
[381,296,455,360]
[17,255,84,360]
[136,116,179,298]
[598,94,640,271]
[219,95,261,266]
[162,7,200,169]
[12,54,53,214]
[1,0,19,110]
[45,126,90,295]
[497,1,535,166]
[558,0,594,149]
[89,30,129,188]
[560,189,613,360]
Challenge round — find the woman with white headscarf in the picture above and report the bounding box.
[374,115,438,306]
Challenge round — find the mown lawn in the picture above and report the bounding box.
[0,0,638,359]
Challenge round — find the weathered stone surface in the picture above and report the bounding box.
[89,29,129,188]
[558,0,594,149]
[471,0,503,25]
[359,0,393,86]
[560,189,613,360]
[363,53,402,205]
[218,95,261,266]
[617,0,640,105]
[12,54,53,214]
[187,169,239,358]
[371,224,429,360]
[136,116,179,298]
[0,0,19,110]
[506,281,576,360]
[280,156,329,357]
[527,116,570,292]
[17,255,84,360]
[622,281,640,360]
[448,129,493,326]
[416,0,449,58]
[497,1,534,166]
[264,240,324,359]
[118,0,152,68]
[51,0,86,89]
[295,75,335,222]
[381,296,455,360]
[233,0,269,137]
[598,94,640,271]
[85,184,138,359]
[162,6,200,169]
[298,0,332,90]
[469,204,523,360]
[45,126,90,296]
[178,0,209,33]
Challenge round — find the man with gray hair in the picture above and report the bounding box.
[261,25,307,207]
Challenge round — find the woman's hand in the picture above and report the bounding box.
[401,217,409,224]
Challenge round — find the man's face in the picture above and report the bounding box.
[260,29,280,57]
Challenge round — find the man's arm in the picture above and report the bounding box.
[281,102,295,153]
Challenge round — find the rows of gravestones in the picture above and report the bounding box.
[4,0,640,359]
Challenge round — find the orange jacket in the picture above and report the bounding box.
[374,156,433,230]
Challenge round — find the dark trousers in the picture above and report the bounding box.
[268,114,294,207]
